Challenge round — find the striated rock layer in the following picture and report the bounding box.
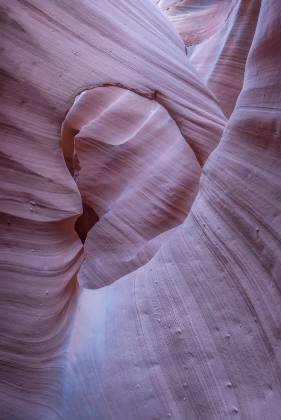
[63,86,201,287]
[158,0,261,118]
[189,0,261,118]
[1,0,281,419]
[155,0,233,47]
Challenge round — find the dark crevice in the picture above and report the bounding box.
[75,202,99,243]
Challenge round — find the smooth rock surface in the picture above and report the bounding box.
[0,0,280,419]
[63,86,201,287]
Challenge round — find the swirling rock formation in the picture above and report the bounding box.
[1,0,280,419]
[155,0,233,46]
[189,0,261,118]
[157,0,260,118]
[63,86,201,287]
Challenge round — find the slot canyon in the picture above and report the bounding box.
[0,1,280,419]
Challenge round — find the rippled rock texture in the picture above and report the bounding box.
[1,1,280,419]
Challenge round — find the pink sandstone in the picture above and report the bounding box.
[0,1,280,419]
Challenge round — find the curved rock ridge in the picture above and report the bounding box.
[0,0,281,419]
[63,86,201,287]
[155,0,233,46]
[190,0,261,117]
[156,0,261,118]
